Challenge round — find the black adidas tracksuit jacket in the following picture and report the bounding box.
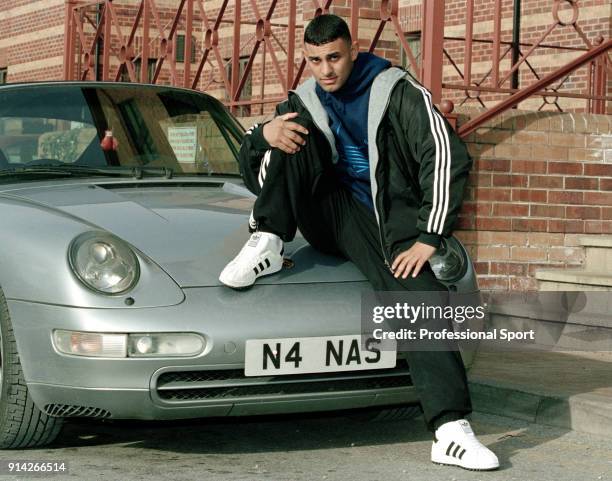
[239,67,473,268]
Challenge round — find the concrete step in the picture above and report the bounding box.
[534,236,612,291]
[487,290,612,329]
[581,235,612,272]
[535,269,612,291]
[468,350,612,438]
[487,312,612,351]
[580,235,612,248]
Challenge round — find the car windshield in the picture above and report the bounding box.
[0,84,244,179]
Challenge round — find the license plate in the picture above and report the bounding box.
[244,335,396,376]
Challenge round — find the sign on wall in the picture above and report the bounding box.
[167,126,197,163]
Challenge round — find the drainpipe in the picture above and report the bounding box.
[511,0,521,91]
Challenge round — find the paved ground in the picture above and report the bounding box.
[0,411,610,481]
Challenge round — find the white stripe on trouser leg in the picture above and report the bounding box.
[258,149,272,187]
[253,149,273,229]
[261,149,272,177]
[406,78,450,235]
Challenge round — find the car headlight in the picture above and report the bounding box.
[429,237,467,283]
[69,232,140,294]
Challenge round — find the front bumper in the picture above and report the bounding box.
[9,283,418,420]
[28,373,417,421]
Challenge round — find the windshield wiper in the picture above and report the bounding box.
[175,171,241,178]
[0,167,79,178]
[59,165,174,179]
[0,165,173,179]
[0,165,126,178]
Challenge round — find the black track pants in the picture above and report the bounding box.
[250,117,472,430]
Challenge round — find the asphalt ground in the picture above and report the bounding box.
[0,411,610,481]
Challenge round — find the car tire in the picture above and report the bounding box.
[346,403,423,422]
[0,288,63,449]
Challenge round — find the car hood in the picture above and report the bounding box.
[4,179,367,287]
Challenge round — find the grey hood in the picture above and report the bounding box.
[3,179,367,287]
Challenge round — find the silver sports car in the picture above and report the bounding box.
[0,82,479,448]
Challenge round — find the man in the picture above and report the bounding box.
[220,14,499,471]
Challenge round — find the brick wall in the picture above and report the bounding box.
[456,107,612,290]
[0,0,66,83]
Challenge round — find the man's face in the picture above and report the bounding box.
[303,38,358,93]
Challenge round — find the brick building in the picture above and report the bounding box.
[0,0,610,292]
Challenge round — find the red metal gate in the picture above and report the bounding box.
[64,0,611,134]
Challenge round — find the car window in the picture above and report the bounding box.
[0,84,244,176]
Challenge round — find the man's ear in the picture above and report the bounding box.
[350,40,359,61]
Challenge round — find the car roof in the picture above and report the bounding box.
[0,81,214,98]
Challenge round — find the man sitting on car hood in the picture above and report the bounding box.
[220,14,499,472]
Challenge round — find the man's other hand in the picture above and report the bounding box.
[263,112,309,154]
[391,242,437,279]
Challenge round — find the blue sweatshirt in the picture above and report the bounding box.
[315,52,391,210]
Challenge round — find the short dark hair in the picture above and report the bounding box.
[304,14,351,46]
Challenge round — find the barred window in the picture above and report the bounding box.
[176,35,196,63]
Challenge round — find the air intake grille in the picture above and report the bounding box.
[155,360,412,403]
[44,404,112,419]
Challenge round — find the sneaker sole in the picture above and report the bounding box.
[431,459,499,471]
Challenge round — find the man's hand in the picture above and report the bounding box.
[391,242,437,279]
[263,112,309,154]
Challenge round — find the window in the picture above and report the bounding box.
[176,35,196,63]
[136,58,157,83]
[120,58,157,83]
[0,69,7,84]
[225,56,252,117]
[401,32,421,77]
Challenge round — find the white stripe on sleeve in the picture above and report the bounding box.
[406,78,451,235]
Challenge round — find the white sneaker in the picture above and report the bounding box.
[219,232,284,289]
[431,419,499,471]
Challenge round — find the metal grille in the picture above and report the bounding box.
[155,360,412,402]
[64,0,611,124]
[160,369,245,384]
[44,404,112,419]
